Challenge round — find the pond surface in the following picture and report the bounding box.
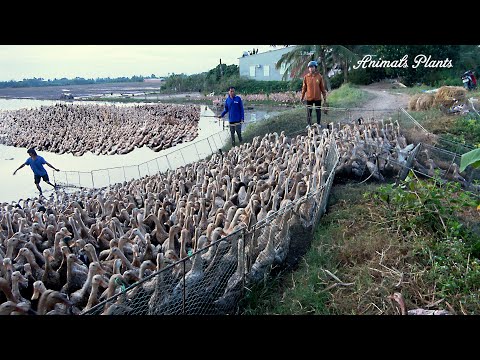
[0,99,286,202]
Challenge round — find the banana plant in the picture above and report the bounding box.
[459,147,480,172]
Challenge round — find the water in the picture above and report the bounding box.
[0,99,282,202]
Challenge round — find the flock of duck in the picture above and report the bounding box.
[0,105,473,315]
[332,117,475,192]
[0,122,339,315]
[0,103,200,156]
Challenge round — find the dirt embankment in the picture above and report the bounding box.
[358,82,410,116]
[0,82,177,100]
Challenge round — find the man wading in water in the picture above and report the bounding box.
[13,148,60,196]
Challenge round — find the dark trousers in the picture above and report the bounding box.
[306,100,322,126]
[230,122,242,146]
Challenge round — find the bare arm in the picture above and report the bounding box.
[13,163,26,175]
[45,162,60,172]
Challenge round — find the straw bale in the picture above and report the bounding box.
[416,93,435,110]
[408,93,421,110]
[434,86,467,107]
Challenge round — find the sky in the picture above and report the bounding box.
[0,45,276,82]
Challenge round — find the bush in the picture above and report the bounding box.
[327,83,372,108]
[371,173,480,299]
[349,68,386,85]
[329,73,344,89]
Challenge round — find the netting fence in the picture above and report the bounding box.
[76,104,477,315]
[52,130,229,190]
[83,130,339,315]
[317,105,479,196]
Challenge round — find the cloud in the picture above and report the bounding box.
[0,45,274,81]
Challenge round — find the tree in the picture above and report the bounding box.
[274,45,360,91]
[373,45,461,86]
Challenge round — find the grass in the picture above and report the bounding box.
[326,83,375,108]
[240,178,480,315]
[238,82,480,316]
[403,107,480,149]
[239,84,373,146]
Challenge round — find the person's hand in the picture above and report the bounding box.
[13,170,16,175]
[55,168,60,172]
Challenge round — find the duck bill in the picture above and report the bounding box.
[31,287,40,300]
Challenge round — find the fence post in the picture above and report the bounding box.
[206,136,214,154]
[165,155,172,170]
[193,142,201,161]
[220,132,227,147]
[137,165,141,178]
[146,162,151,176]
[91,171,95,188]
[78,172,81,188]
[242,229,246,290]
[107,169,111,185]
[182,260,186,315]
[180,150,187,166]
[211,135,218,150]
[122,167,127,183]
[155,158,160,172]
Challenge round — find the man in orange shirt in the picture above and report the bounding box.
[300,60,327,128]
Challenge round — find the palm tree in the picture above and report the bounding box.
[328,45,367,83]
[274,45,362,90]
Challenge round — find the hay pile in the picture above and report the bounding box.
[408,93,435,111]
[408,93,421,110]
[408,86,467,111]
[434,86,467,108]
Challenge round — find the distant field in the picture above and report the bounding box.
[0,82,188,100]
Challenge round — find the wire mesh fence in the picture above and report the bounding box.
[75,104,477,315]
[52,130,229,190]
[83,130,339,315]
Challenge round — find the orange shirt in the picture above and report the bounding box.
[301,72,327,101]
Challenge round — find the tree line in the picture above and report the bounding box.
[275,45,480,89]
[163,45,480,94]
[3,46,479,93]
[0,75,149,89]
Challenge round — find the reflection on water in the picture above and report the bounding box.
[0,99,284,202]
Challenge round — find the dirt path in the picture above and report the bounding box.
[357,82,410,118]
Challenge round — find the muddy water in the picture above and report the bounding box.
[0,99,284,202]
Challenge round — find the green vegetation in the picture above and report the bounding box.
[237,82,480,315]
[4,46,480,94]
[371,174,480,311]
[326,83,374,108]
[241,175,480,315]
[0,75,149,89]
[161,64,303,95]
[404,104,480,150]
[461,148,480,172]
[238,83,372,146]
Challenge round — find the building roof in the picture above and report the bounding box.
[237,46,296,59]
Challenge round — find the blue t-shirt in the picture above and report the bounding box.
[220,95,244,123]
[25,155,47,176]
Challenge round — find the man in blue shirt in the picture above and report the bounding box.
[13,148,60,196]
[218,86,244,147]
